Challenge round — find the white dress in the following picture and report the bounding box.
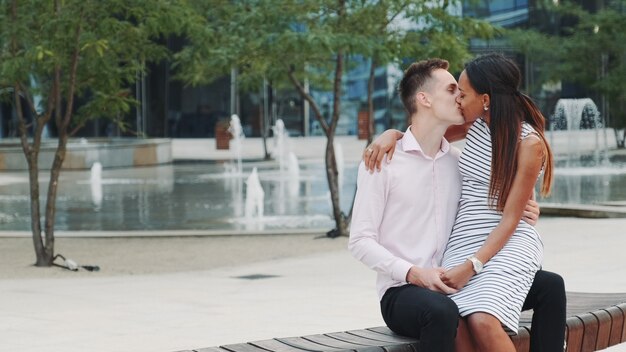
[441,118,544,334]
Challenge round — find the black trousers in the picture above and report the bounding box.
[380,269,566,352]
[380,284,459,352]
[523,270,567,352]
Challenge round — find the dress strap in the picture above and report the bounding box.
[520,122,540,141]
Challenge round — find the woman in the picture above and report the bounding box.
[365,53,554,351]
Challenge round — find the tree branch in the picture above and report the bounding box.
[16,83,38,117]
[329,50,343,134]
[287,65,330,134]
[69,122,86,137]
[61,16,83,131]
[385,1,411,28]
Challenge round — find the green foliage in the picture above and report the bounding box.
[176,0,494,93]
[0,0,194,130]
[508,0,626,128]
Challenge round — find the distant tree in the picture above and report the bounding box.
[0,0,193,266]
[509,0,626,147]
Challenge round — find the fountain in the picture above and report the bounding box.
[228,114,245,177]
[287,152,300,197]
[0,129,621,232]
[245,167,264,219]
[537,98,626,208]
[272,119,289,173]
[90,162,103,210]
[551,98,608,167]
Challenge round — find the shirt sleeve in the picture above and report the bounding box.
[348,162,413,283]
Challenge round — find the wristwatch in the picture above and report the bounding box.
[468,255,483,274]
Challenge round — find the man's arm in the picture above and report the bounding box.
[348,162,456,294]
[348,162,412,282]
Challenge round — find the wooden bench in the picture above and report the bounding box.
[177,292,626,352]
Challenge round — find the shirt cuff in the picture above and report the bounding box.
[391,259,414,283]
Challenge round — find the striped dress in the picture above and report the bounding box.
[441,118,544,334]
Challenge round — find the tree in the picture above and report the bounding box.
[0,0,193,266]
[557,0,626,146]
[508,0,626,147]
[178,0,496,237]
[178,0,365,237]
[357,1,495,143]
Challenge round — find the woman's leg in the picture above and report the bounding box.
[467,313,515,352]
[455,318,477,352]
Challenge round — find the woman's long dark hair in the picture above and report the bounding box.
[465,53,553,211]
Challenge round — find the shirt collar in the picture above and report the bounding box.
[400,126,450,157]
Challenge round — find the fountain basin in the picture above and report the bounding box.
[0,138,172,170]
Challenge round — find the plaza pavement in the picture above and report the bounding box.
[2,217,626,352]
[1,136,626,352]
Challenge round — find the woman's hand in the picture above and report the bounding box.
[407,266,458,294]
[441,261,474,290]
[363,129,403,171]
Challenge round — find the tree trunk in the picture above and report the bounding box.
[324,135,346,238]
[43,135,68,263]
[14,89,50,266]
[27,153,48,266]
[261,79,271,160]
[367,59,376,145]
[285,28,348,236]
[324,43,348,238]
[615,128,625,148]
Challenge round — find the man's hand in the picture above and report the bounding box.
[522,194,540,226]
[406,266,458,294]
[440,261,474,290]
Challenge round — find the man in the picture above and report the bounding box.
[349,59,565,351]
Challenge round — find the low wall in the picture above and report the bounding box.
[0,138,172,170]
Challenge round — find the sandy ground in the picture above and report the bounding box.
[0,233,347,279]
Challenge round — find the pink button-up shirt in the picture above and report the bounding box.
[349,128,462,300]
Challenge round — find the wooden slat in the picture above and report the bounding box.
[519,311,533,327]
[566,317,585,352]
[352,347,384,352]
[349,330,417,344]
[579,313,599,352]
[221,343,273,352]
[323,333,386,347]
[302,334,383,352]
[196,348,234,352]
[250,339,313,352]
[324,332,415,352]
[512,327,530,352]
[603,306,625,346]
[566,293,626,316]
[356,329,418,352]
[277,337,348,352]
[379,344,417,352]
[592,310,612,350]
[618,304,626,343]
